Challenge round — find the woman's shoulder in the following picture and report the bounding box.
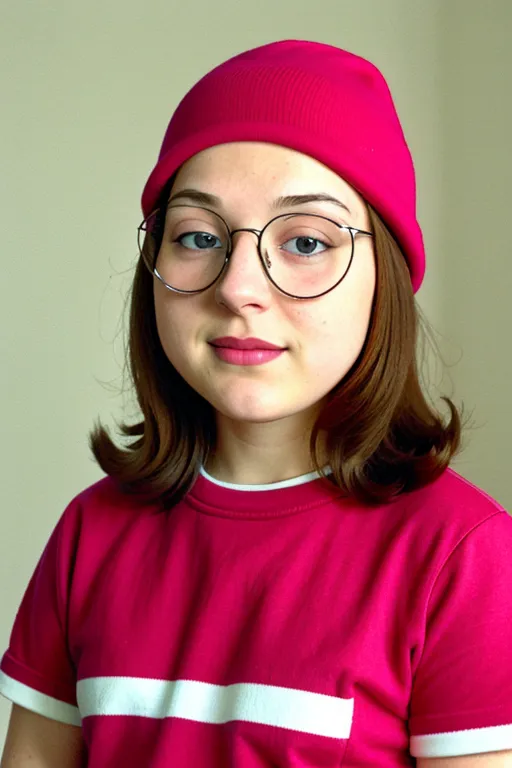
[58,474,162,541]
[394,464,510,551]
[70,473,162,509]
[411,464,506,515]
[71,474,136,506]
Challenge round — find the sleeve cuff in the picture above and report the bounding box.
[410,723,512,758]
[0,670,81,727]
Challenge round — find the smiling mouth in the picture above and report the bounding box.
[208,345,286,366]
[209,337,286,351]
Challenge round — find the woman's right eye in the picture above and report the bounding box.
[175,232,223,250]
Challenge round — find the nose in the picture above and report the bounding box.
[214,228,272,310]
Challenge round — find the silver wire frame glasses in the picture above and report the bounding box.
[137,203,374,300]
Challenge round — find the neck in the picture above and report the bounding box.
[205,412,328,486]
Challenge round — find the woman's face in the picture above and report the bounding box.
[153,142,376,429]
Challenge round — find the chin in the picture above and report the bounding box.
[211,393,313,425]
[216,404,288,424]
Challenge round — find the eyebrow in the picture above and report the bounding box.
[167,188,351,215]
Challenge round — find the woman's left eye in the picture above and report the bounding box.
[282,237,328,256]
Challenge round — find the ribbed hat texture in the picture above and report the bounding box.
[141,39,425,292]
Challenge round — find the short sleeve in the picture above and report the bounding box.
[0,502,82,725]
[409,510,512,759]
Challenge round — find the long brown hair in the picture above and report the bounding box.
[90,180,468,507]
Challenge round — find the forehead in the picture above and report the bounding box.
[172,142,366,216]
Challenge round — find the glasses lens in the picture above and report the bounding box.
[140,205,229,292]
[262,214,353,297]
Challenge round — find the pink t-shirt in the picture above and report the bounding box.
[1,465,512,766]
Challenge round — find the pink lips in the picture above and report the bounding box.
[209,337,286,366]
[209,336,284,350]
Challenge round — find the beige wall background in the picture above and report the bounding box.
[1,0,510,748]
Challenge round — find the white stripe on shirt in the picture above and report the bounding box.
[77,676,353,739]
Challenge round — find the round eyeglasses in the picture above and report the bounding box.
[137,204,374,300]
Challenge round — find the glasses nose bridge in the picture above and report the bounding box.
[226,225,263,258]
[226,226,271,275]
[228,226,262,243]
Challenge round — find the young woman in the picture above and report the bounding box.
[1,39,511,768]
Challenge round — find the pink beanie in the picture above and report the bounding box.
[141,39,425,293]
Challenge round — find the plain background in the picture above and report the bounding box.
[1,0,511,749]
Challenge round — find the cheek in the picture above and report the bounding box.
[291,286,374,377]
[153,292,190,366]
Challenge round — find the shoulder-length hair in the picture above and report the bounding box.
[89,176,467,508]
